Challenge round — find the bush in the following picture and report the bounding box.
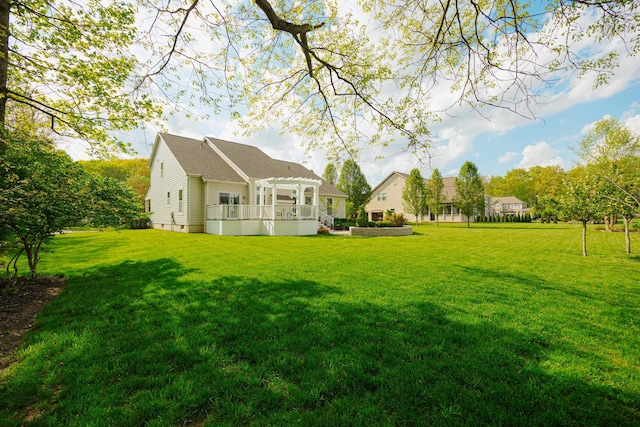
[391,213,408,227]
[356,206,368,227]
[129,216,151,229]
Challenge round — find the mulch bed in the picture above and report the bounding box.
[0,276,67,371]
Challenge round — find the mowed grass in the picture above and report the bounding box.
[1,224,639,425]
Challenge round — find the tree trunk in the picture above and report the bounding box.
[582,220,588,257]
[623,216,631,254]
[604,214,617,231]
[0,0,9,126]
[0,0,9,156]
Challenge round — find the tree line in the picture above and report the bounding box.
[399,118,640,256]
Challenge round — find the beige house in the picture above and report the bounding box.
[145,133,346,235]
[366,171,494,223]
[490,196,528,217]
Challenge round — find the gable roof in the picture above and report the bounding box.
[157,133,346,197]
[369,171,409,194]
[492,196,525,204]
[370,171,459,202]
[159,133,245,183]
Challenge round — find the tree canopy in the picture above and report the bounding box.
[402,168,427,225]
[426,168,445,227]
[0,129,139,277]
[337,159,371,217]
[1,0,638,157]
[454,161,485,227]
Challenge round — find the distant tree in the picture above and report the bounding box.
[337,159,371,217]
[603,156,640,253]
[484,175,506,197]
[529,165,567,220]
[573,118,640,231]
[426,168,445,228]
[322,162,339,186]
[454,161,485,228]
[402,168,427,225]
[560,170,604,257]
[0,130,139,278]
[79,158,150,206]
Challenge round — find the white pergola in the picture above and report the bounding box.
[256,177,321,216]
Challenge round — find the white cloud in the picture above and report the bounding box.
[623,113,640,135]
[518,142,564,169]
[499,151,518,163]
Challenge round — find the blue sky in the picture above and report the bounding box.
[63,6,640,188]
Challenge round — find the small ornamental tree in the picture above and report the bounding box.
[0,130,139,278]
[453,161,485,228]
[355,205,368,227]
[402,168,427,225]
[426,168,445,227]
[560,171,604,257]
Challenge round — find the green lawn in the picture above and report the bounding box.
[1,224,639,426]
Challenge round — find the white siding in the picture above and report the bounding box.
[148,137,189,231]
[206,182,248,206]
[320,195,347,218]
[187,176,205,233]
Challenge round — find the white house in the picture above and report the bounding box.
[145,133,347,235]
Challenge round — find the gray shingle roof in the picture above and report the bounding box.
[161,133,346,197]
[160,133,244,183]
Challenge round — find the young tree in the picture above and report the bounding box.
[573,118,640,231]
[0,130,139,278]
[79,158,150,206]
[453,161,485,228]
[604,156,640,253]
[426,168,445,228]
[322,162,338,186]
[337,159,371,217]
[402,168,427,225]
[561,171,604,257]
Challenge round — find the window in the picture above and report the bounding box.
[166,191,170,207]
[326,197,333,215]
[377,192,387,201]
[160,162,164,179]
[178,189,183,213]
[218,192,241,205]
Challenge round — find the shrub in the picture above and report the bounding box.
[384,209,394,222]
[391,213,408,227]
[356,205,368,227]
[129,216,151,229]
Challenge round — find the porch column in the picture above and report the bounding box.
[297,183,304,219]
[272,183,277,219]
[313,185,319,219]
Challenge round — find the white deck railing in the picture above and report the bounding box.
[319,210,334,228]
[207,204,315,221]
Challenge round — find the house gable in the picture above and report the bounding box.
[147,134,191,231]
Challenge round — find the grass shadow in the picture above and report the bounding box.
[1,259,638,425]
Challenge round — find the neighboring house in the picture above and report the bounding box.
[145,133,346,235]
[366,171,490,223]
[489,196,528,218]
